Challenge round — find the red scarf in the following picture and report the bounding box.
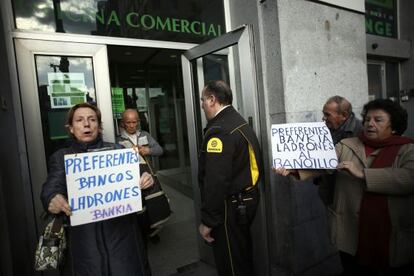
[357,133,414,268]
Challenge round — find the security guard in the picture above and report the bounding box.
[198,80,262,276]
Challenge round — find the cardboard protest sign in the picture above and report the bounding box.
[64,148,141,226]
[271,122,338,169]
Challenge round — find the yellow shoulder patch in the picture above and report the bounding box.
[207,137,223,153]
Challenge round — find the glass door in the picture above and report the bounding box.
[14,39,114,234]
[181,25,267,271]
[367,61,386,101]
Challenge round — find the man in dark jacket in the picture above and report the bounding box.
[319,96,362,205]
[198,80,262,276]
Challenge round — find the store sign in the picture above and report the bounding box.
[69,11,222,37]
[111,87,126,119]
[12,0,225,44]
[310,0,365,13]
[365,0,396,38]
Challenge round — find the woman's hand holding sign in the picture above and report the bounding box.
[273,162,365,180]
[272,167,295,176]
[48,194,72,216]
[336,161,365,179]
[272,167,302,180]
[139,172,154,190]
[48,173,154,216]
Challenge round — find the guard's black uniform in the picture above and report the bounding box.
[198,106,262,276]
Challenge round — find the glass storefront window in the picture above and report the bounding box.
[103,45,231,194]
[35,55,96,163]
[12,0,225,44]
[367,60,400,101]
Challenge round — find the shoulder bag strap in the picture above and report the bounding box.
[126,137,156,176]
[50,216,63,236]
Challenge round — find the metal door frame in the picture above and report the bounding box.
[181,24,262,263]
[14,39,114,231]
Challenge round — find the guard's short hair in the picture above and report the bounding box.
[361,98,408,135]
[325,95,352,115]
[203,80,233,105]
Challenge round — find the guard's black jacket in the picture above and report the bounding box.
[198,106,263,228]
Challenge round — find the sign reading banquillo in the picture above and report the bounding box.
[271,122,338,169]
[13,0,225,44]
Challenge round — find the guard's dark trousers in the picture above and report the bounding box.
[211,189,259,276]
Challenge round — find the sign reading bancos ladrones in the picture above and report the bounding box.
[271,122,338,169]
[65,148,141,226]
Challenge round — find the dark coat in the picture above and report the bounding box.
[318,113,363,205]
[40,137,150,276]
[198,106,263,228]
[330,112,362,145]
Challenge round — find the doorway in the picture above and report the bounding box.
[14,24,266,275]
[107,46,191,191]
[181,25,268,275]
[14,40,114,242]
[15,38,205,275]
[367,61,386,101]
[107,46,202,275]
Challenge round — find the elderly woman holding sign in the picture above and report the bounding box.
[41,103,153,275]
[274,99,414,275]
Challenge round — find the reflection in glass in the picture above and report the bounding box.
[193,51,230,145]
[202,54,229,83]
[35,55,96,164]
[12,0,225,44]
[108,46,191,194]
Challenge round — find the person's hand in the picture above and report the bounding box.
[272,167,295,176]
[138,146,151,156]
[140,172,154,190]
[337,161,365,179]
[48,194,72,216]
[199,223,214,243]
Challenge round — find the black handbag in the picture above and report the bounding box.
[140,156,172,233]
[34,216,66,271]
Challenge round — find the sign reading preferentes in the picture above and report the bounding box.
[64,148,142,226]
[271,122,338,169]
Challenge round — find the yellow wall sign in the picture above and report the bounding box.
[207,137,223,153]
